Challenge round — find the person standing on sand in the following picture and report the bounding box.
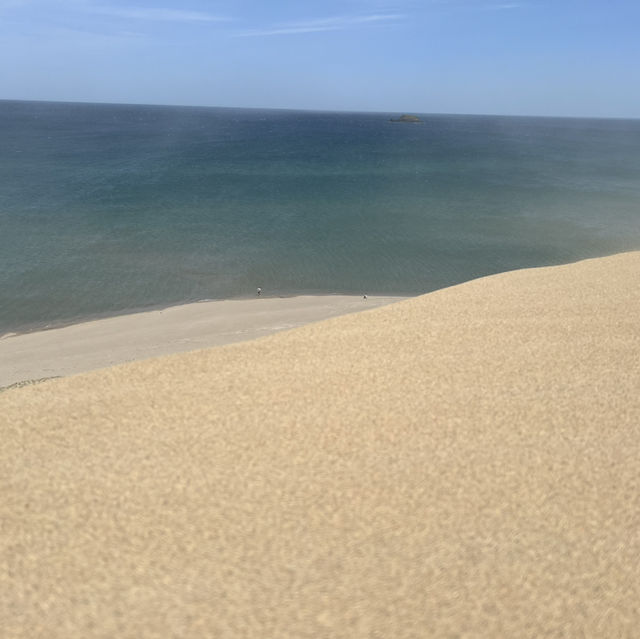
[257,287,262,296]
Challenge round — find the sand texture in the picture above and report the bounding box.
[2,252,640,638]
[0,295,403,389]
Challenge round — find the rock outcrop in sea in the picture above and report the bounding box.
[390,114,422,123]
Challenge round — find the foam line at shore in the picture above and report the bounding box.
[0,295,406,388]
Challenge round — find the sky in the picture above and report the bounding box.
[0,0,639,117]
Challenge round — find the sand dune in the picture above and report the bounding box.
[2,252,639,637]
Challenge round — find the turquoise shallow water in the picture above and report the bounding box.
[1,100,639,333]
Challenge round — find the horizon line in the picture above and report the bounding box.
[0,97,638,122]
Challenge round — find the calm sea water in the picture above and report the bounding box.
[1,99,639,333]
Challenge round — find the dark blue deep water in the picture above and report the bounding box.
[1,99,639,333]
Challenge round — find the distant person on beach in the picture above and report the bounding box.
[257,287,262,296]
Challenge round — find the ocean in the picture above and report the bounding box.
[1,99,639,334]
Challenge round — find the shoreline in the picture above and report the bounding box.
[0,292,399,339]
[0,293,407,388]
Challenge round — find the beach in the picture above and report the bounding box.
[0,295,403,389]
[2,251,640,637]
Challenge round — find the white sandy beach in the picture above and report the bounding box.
[1,252,639,638]
[0,295,404,389]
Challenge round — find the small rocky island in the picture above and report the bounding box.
[389,114,422,123]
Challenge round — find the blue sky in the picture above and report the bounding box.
[1,0,639,117]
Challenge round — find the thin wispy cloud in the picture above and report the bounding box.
[349,0,419,8]
[483,3,523,9]
[236,13,405,37]
[91,6,230,23]
[0,0,30,9]
[8,21,145,44]
[424,0,525,8]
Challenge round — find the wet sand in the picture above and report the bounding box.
[1,252,639,638]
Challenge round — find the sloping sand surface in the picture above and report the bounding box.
[2,252,639,637]
[0,295,403,388]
